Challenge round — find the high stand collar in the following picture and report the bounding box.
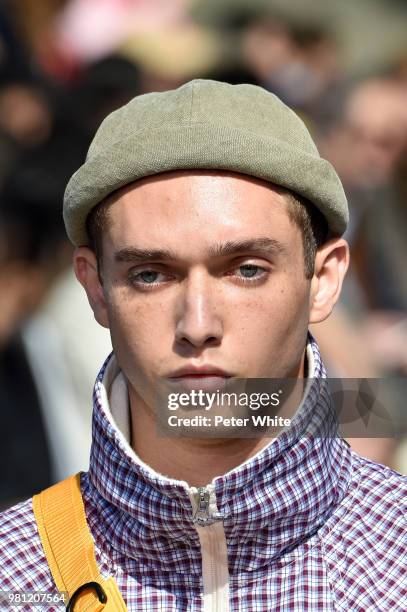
[87,333,353,572]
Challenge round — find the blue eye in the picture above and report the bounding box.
[138,270,159,283]
[129,269,168,287]
[238,265,260,278]
[231,264,268,284]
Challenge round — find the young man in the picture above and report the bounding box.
[0,80,405,611]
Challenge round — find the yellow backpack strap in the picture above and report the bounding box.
[32,473,127,612]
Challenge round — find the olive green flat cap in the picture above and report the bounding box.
[63,79,348,246]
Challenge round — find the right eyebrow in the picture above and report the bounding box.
[114,247,178,263]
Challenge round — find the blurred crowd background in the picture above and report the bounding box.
[1,0,407,510]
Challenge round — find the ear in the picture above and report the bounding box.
[309,237,350,324]
[73,247,109,328]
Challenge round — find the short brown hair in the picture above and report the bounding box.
[86,186,328,281]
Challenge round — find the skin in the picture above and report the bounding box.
[74,170,349,486]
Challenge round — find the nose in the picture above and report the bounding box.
[174,269,223,349]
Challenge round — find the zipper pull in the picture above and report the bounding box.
[192,487,215,526]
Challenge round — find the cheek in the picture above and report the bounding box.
[235,275,309,330]
[106,290,170,365]
[229,279,310,371]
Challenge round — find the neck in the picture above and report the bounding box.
[130,352,306,487]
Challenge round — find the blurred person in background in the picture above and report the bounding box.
[313,75,407,467]
[319,77,407,349]
[0,2,54,184]
[240,16,343,121]
[0,97,113,510]
[0,140,71,509]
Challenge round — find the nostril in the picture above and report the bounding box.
[177,334,220,348]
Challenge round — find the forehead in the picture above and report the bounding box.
[102,170,298,255]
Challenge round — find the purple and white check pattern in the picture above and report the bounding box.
[0,334,406,611]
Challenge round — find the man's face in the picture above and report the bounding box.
[95,171,312,406]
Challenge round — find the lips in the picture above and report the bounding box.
[167,365,232,392]
[169,365,232,378]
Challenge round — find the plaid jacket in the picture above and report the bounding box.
[0,335,406,611]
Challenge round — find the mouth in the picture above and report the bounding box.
[167,366,233,392]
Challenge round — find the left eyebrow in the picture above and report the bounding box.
[207,237,287,258]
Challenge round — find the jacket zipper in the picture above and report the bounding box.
[190,486,230,612]
[193,488,213,525]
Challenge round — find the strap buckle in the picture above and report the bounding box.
[66,581,107,611]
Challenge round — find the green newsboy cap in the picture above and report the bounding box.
[63,78,348,246]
